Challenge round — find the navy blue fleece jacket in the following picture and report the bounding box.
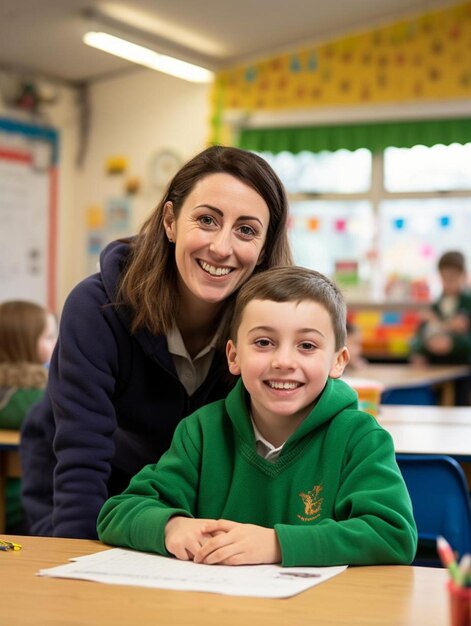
[20,239,234,538]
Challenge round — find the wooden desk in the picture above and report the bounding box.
[0,429,20,533]
[347,363,471,406]
[379,404,471,459]
[0,536,449,626]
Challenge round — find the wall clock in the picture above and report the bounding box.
[149,149,183,189]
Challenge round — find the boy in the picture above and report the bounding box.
[410,250,471,366]
[97,267,417,567]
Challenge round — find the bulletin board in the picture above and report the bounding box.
[0,118,59,311]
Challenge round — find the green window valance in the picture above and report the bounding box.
[238,117,471,153]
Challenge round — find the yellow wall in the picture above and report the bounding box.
[211,2,471,142]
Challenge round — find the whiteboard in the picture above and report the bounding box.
[0,118,58,310]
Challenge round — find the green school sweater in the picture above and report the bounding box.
[97,378,417,566]
[0,363,47,531]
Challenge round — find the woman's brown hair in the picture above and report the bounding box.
[118,145,293,335]
[0,300,47,363]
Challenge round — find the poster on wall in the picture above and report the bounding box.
[86,197,131,276]
[0,118,58,310]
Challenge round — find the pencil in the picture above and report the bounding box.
[436,536,460,584]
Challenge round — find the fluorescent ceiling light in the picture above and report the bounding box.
[83,31,214,83]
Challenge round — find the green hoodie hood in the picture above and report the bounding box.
[225,376,359,450]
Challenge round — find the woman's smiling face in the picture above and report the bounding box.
[164,173,270,308]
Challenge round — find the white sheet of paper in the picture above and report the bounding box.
[38,548,347,598]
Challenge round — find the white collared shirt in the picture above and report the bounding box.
[438,295,459,319]
[166,325,219,396]
[251,417,286,463]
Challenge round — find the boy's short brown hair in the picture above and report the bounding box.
[437,251,466,273]
[230,266,347,350]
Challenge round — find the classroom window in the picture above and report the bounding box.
[258,144,471,302]
[379,198,471,300]
[258,149,371,193]
[289,200,374,284]
[384,143,471,192]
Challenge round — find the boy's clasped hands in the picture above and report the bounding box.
[165,516,281,565]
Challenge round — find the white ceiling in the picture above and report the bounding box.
[0,0,460,84]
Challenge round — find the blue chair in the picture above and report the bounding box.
[382,386,438,405]
[396,454,471,566]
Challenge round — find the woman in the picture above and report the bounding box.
[0,300,56,532]
[20,145,293,538]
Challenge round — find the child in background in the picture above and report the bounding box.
[410,250,471,405]
[410,250,471,366]
[0,300,57,532]
[98,267,416,567]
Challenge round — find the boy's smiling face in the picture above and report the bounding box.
[226,299,349,435]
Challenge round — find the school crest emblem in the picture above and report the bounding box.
[297,484,323,521]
